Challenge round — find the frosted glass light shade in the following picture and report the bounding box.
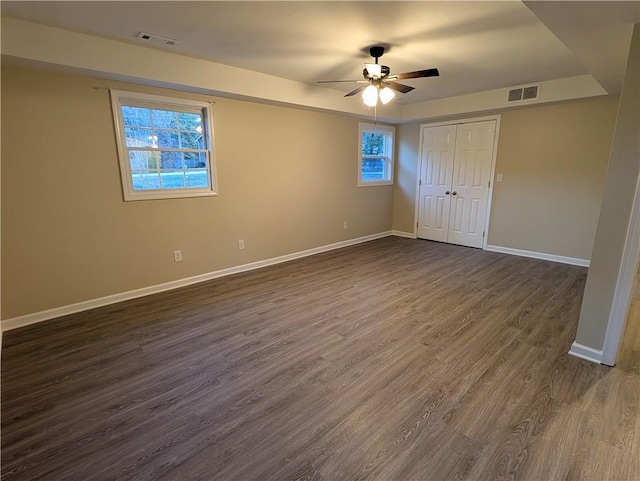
[362,85,378,107]
[379,86,395,104]
[365,63,382,77]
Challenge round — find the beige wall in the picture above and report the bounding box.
[576,23,640,351]
[488,97,618,259]
[393,97,619,260]
[0,64,624,323]
[392,123,421,233]
[1,65,393,319]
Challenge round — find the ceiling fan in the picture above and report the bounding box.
[317,46,439,106]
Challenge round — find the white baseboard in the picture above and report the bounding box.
[391,230,417,239]
[2,231,392,332]
[485,245,590,267]
[568,342,604,365]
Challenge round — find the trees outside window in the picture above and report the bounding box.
[111,90,217,201]
[358,123,395,186]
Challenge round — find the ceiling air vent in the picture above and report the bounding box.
[135,32,178,47]
[507,84,540,103]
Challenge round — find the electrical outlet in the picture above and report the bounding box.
[238,239,245,250]
[496,173,503,182]
[173,250,183,262]
[343,221,348,230]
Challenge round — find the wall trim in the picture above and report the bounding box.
[568,342,604,364]
[485,245,590,267]
[391,230,417,239]
[2,231,392,332]
[601,160,640,366]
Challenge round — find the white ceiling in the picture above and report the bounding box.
[1,1,639,105]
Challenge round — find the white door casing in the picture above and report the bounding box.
[416,119,497,249]
[417,125,457,242]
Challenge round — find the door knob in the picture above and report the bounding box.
[445,191,450,195]
[452,191,458,196]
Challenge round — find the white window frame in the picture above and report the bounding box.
[110,89,218,201]
[358,122,395,187]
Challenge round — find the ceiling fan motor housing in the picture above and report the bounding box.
[363,65,390,79]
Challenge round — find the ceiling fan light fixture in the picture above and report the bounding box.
[362,84,378,107]
[379,86,395,104]
[365,63,382,78]
[317,46,439,107]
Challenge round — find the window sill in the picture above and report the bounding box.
[358,181,394,187]
[123,190,218,201]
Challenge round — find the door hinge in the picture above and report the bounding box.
[488,180,491,188]
[483,231,485,238]
[417,221,419,228]
[419,179,422,186]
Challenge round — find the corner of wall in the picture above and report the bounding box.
[574,22,640,356]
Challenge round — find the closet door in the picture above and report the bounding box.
[417,125,457,242]
[447,120,496,248]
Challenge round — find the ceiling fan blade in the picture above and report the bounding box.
[389,68,440,81]
[383,81,415,94]
[344,85,367,97]
[317,79,363,84]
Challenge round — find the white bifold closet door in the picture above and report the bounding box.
[417,120,496,248]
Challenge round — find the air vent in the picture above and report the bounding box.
[508,88,523,102]
[135,32,178,47]
[507,84,540,103]
[523,85,539,100]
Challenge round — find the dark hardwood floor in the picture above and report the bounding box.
[2,237,639,480]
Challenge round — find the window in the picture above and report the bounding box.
[358,122,395,186]
[110,90,217,201]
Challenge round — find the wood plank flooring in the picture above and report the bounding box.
[2,237,640,480]
[617,259,640,373]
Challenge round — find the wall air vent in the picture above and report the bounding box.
[523,85,539,100]
[135,32,178,47]
[507,84,540,103]
[508,88,523,102]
